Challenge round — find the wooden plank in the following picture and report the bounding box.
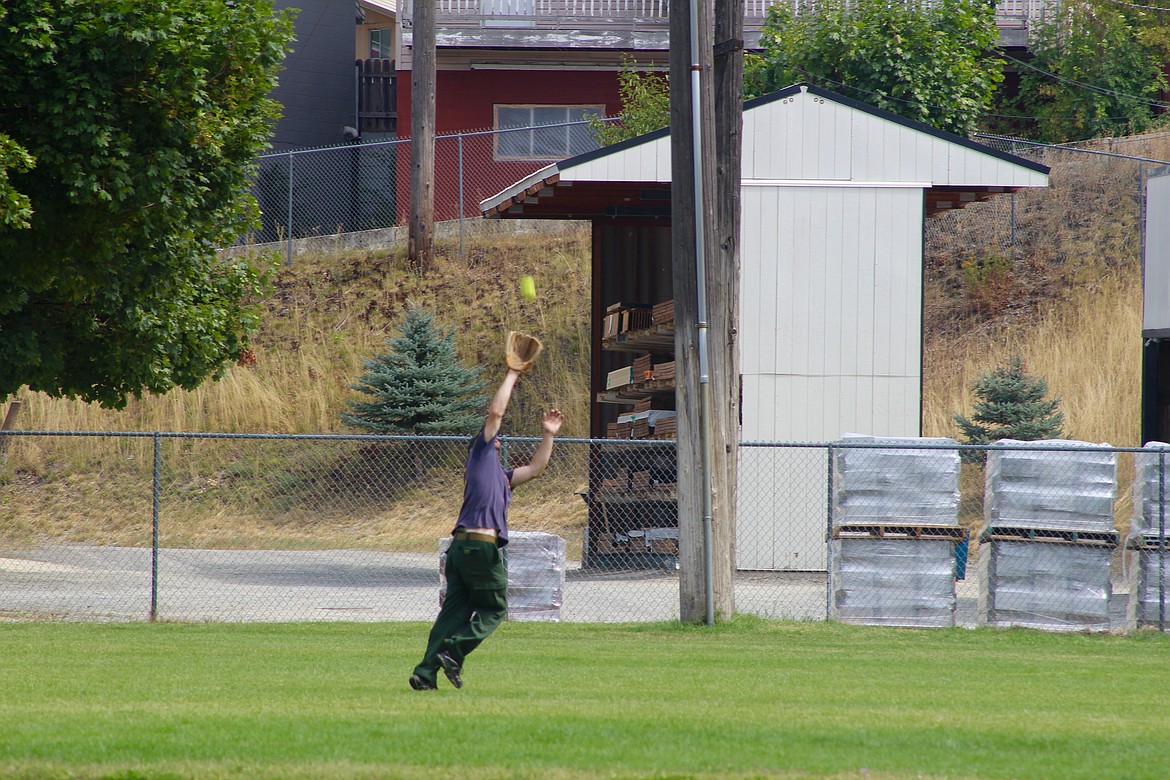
[980,527,1120,547]
[1126,534,1170,550]
[833,524,967,541]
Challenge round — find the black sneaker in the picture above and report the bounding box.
[436,651,463,689]
[409,674,437,691]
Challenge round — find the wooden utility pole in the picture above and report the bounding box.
[711,0,744,609]
[670,0,739,622]
[409,0,436,274]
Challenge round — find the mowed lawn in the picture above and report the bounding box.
[0,617,1166,779]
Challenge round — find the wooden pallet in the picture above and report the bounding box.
[980,527,1119,547]
[1126,533,1170,550]
[833,524,968,541]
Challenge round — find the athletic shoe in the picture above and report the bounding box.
[409,674,437,691]
[436,651,463,689]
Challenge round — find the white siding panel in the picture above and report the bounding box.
[740,374,773,440]
[820,192,845,376]
[850,189,878,376]
[736,445,829,571]
[744,90,852,181]
[740,186,779,374]
[804,93,853,180]
[942,138,1049,187]
[740,184,920,382]
[852,116,907,182]
[1144,171,1170,332]
[566,135,671,183]
[743,375,919,442]
[870,188,923,377]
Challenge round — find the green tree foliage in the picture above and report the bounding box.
[954,356,1065,458]
[342,307,487,436]
[1006,0,1167,142]
[588,58,670,146]
[0,133,34,229]
[0,0,293,408]
[747,0,1002,136]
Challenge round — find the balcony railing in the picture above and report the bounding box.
[400,0,1060,48]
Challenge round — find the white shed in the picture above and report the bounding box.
[482,83,1050,570]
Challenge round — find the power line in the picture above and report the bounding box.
[996,48,1170,111]
[1098,0,1170,13]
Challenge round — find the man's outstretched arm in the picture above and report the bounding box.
[511,408,564,487]
[483,368,522,441]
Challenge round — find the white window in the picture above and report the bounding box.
[495,105,604,161]
[368,28,392,59]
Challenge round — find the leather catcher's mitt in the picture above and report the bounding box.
[506,330,543,372]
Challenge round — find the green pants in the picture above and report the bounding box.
[413,539,508,684]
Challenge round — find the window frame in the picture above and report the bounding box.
[493,104,605,162]
[368,28,392,60]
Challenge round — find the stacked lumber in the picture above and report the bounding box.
[652,299,675,326]
[652,415,677,439]
[631,353,653,383]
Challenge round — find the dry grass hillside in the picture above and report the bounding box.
[921,132,1170,446]
[11,222,595,439]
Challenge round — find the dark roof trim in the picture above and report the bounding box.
[560,82,1050,177]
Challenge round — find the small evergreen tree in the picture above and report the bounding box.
[342,306,487,435]
[954,356,1064,460]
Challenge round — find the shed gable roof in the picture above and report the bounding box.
[481,83,1049,219]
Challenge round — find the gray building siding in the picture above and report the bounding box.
[270,1,356,150]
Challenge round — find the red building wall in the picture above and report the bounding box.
[395,68,624,221]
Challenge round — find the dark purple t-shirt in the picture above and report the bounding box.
[453,428,515,546]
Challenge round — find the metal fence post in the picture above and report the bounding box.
[458,132,466,259]
[1009,192,1016,250]
[824,444,834,620]
[1160,450,1166,632]
[151,432,161,622]
[286,153,294,266]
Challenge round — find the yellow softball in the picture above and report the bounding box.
[519,274,537,302]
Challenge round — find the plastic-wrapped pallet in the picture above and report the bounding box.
[978,539,1112,631]
[829,537,957,628]
[1126,544,1170,630]
[503,531,567,622]
[984,439,1117,533]
[438,531,567,622]
[1131,442,1170,537]
[831,435,960,526]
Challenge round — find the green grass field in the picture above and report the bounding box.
[1,617,1167,779]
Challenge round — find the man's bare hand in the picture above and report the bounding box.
[542,408,564,436]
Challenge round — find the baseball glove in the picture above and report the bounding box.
[506,330,543,372]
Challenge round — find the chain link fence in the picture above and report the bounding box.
[247,121,602,263]
[1,432,1166,631]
